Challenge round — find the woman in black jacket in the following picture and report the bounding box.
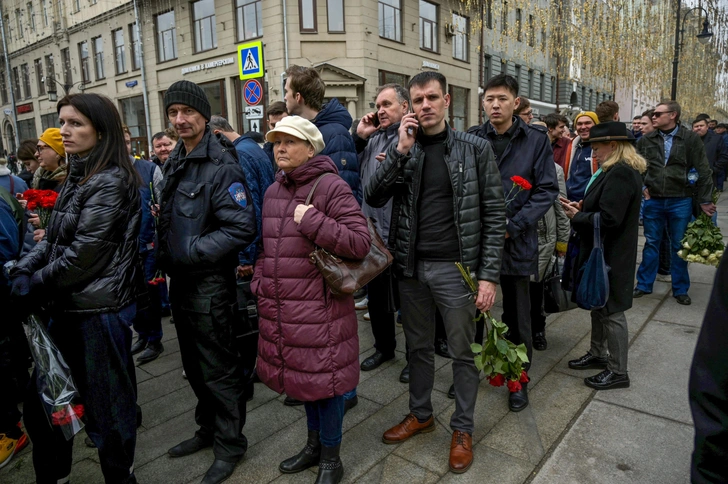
[560,122,646,391]
[10,93,144,484]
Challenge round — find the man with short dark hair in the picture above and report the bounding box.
[595,100,620,123]
[692,117,728,200]
[355,84,409,373]
[264,101,289,167]
[634,100,715,306]
[469,74,559,413]
[368,71,505,473]
[284,65,360,201]
[632,115,643,139]
[151,131,177,167]
[515,97,534,124]
[708,119,718,131]
[158,80,257,484]
[543,113,570,168]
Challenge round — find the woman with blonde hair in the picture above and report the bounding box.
[560,122,646,391]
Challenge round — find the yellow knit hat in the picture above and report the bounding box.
[574,111,599,126]
[39,128,65,158]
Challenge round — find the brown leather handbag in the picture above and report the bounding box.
[306,173,394,296]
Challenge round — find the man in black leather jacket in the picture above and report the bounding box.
[367,72,505,474]
[157,80,256,484]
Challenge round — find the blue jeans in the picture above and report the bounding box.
[304,396,345,447]
[636,197,692,296]
[24,304,138,483]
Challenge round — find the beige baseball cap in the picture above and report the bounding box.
[265,115,326,155]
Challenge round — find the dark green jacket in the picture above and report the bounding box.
[365,127,506,284]
[637,125,713,203]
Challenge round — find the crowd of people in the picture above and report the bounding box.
[0,66,725,484]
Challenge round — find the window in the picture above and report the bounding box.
[156,11,178,62]
[93,36,104,80]
[514,64,521,90]
[299,0,317,32]
[61,48,72,86]
[35,58,45,95]
[73,0,80,13]
[528,15,534,47]
[130,23,142,70]
[486,0,493,29]
[449,85,468,132]
[41,0,49,26]
[4,15,12,42]
[327,0,344,32]
[379,0,402,42]
[539,73,545,101]
[120,96,148,152]
[483,55,491,82]
[45,54,55,85]
[113,29,126,74]
[550,76,555,104]
[527,69,534,97]
[79,41,90,83]
[379,70,408,87]
[18,119,37,141]
[12,67,21,99]
[192,0,217,53]
[21,64,31,99]
[41,113,60,131]
[0,72,7,104]
[27,3,35,32]
[452,13,468,61]
[516,8,522,42]
[16,9,24,39]
[501,1,507,35]
[236,0,262,41]
[419,1,438,52]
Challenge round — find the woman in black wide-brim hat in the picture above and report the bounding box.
[559,122,646,390]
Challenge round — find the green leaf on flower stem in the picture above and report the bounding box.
[471,343,483,354]
[507,349,517,363]
[474,356,485,371]
[496,339,509,355]
[515,344,529,363]
[493,360,504,373]
[483,364,493,375]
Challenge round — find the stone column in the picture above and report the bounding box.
[346,97,358,120]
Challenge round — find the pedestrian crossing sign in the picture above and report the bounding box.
[238,41,264,80]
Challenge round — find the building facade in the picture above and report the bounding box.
[0,0,612,155]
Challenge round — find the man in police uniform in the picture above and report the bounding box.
[157,80,257,484]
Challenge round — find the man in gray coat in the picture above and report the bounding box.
[354,84,409,373]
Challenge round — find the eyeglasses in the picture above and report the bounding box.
[523,110,534,116]
[35,145,48,153]
[651,111,674,118]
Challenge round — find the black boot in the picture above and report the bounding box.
[279,430,321,473]
[200,459,236,484]
[314,444,343,484]
[508,382,529,412]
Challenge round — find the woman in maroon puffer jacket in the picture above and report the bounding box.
[252,116,370,484]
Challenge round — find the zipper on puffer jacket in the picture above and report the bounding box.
[274,198,288,390]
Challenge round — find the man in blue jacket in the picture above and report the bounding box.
[284,65,361,202]
[468,74,559,412]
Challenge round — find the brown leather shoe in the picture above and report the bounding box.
[449,430,473,473]
[382,413,435,444]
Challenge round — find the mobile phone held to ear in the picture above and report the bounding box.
[407,106,416,136]
[372,112,380,128]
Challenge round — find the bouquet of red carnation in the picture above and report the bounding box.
[23,189,59,228]
[23,314,86,440]
[456,263,530,392]
[504,175,532,207]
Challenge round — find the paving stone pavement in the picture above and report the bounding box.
[2,194,725,484]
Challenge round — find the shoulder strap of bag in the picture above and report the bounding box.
[9,176,14,194]
[593,212,602,250]
[305,173,333,205]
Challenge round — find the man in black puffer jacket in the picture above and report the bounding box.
[367,72,505,474]
[468,75,558,413]
[157,81,257,484]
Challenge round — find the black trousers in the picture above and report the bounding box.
[367,272,397,357]
[500,275,532,370]
[171,273,248,463]
[24,305,138,484]
[530,281,546,335]
[0,289,22,434]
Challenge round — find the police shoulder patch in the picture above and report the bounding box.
[228,182,248,208]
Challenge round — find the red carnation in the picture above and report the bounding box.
[519,371,529,383]
[510,176,532,191]
[488,374,506,387]
[507,379,522,393]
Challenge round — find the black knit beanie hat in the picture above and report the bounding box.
[164,80,211,121]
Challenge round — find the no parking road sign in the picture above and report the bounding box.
[243,79,263,106]
[238,41,264,80]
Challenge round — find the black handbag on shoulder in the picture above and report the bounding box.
[543,255,577,313]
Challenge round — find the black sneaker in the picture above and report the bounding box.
[675,294,691,305]
[136,342,164,365]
